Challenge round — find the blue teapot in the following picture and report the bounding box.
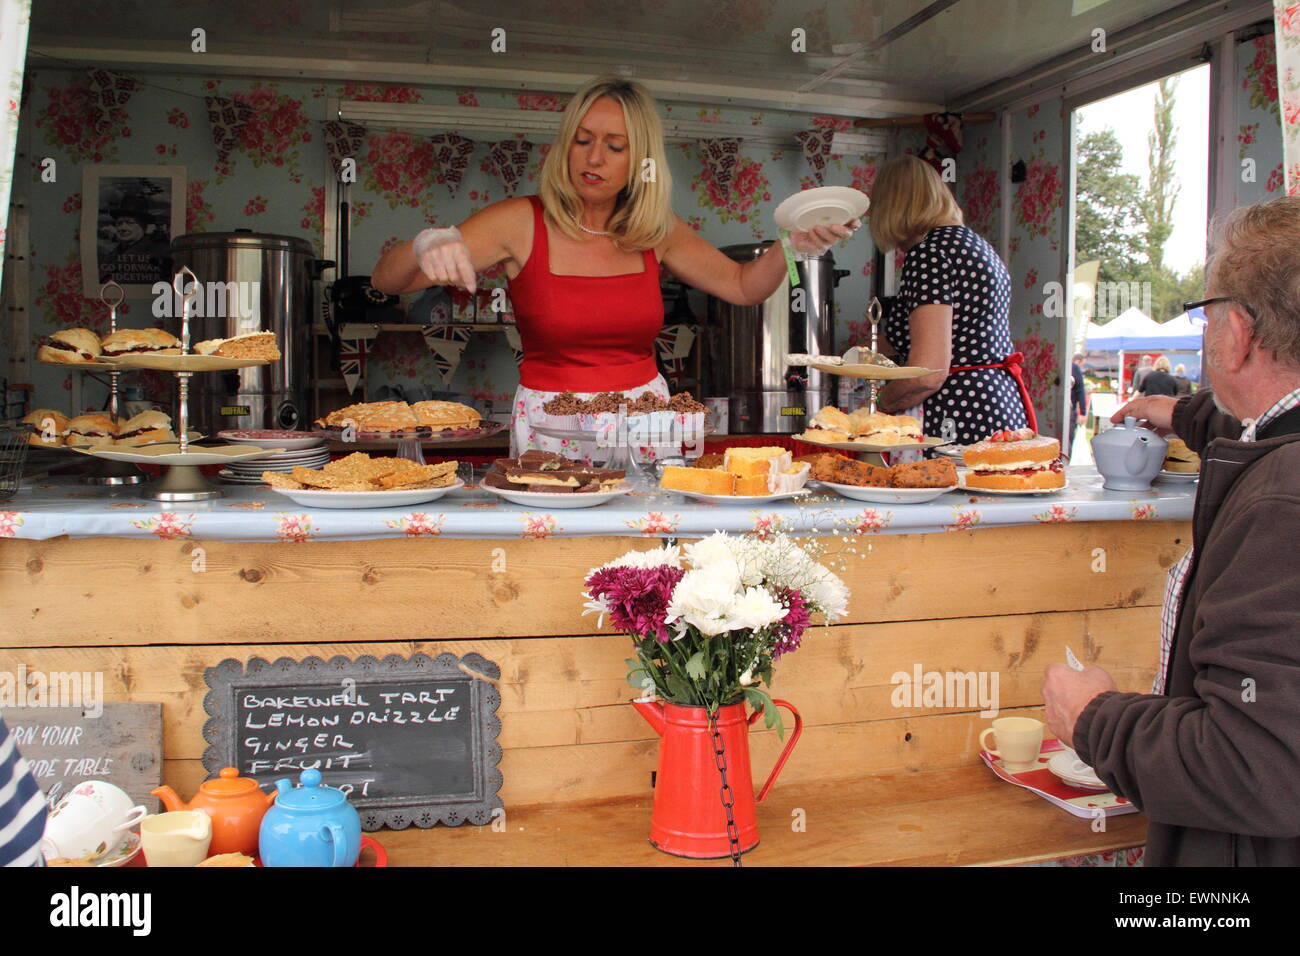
[258,769,361,867]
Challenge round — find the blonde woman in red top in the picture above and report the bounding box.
[373,75,858,456]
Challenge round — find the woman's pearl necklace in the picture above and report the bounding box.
[576,219,610,236]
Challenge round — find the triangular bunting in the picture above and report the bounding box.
[795,128,835,186]
[205,96,257,167]
[337,323,379,395]
[486,139,536,196]
[504,324,524,369]
[322,121,367,179]
[85,69,138,133]
[655,324,695,361]
[429,133,476,197]
[699,138,743,193]
[420,324,472,386]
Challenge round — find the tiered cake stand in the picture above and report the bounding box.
[804,296,956,463]
[70,269,285,501]
[36,282,143,485]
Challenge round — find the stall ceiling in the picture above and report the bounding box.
[29,0,1215,110]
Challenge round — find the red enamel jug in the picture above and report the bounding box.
[632,698,802,859]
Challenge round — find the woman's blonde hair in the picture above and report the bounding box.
[539,76,674,251]
[869,155,964,252]
[1154,356,1172,372]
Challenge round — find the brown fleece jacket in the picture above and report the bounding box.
[1073,388,1300,866]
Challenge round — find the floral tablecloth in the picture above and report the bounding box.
[0,467,1194,542]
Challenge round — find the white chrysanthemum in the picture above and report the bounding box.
[665,565,743,636]
[805,565,850,621]
[604,544,682,571]
[683,532,733,571]
[728,586,787,632]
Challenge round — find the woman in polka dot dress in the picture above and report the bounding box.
[869,156,1035,447]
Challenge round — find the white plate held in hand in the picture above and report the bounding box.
[774,186,870,232]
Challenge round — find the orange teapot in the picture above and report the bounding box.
[153,768,275,857]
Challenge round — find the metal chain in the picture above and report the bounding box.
[708,710,743,867]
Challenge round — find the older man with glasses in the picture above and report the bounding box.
[1041,195,1300,866]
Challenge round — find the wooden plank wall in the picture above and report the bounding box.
[0,522,1187,808]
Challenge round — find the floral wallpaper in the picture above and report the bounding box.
[1238,32,1287,205]
[7,69,883,417]
[1272,2,1300,193]
[0,0,30,290]
[1004,99,1067,440]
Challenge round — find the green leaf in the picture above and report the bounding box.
[684,650,707,681]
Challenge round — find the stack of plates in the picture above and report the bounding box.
[219,443,329,485]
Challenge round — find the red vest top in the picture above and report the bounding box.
[507,194,663,391]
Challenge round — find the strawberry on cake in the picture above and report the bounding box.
[963,427,1065,490]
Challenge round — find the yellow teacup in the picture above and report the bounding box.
[979,716,1045,771]
[140,811,212,867]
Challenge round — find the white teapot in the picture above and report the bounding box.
[1092,416,1169,491]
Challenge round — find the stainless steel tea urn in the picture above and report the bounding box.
[707,241,847,434]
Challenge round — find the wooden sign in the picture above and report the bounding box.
[6,703,163,811]
[203,652,503,831]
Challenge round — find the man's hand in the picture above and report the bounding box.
[1042,663,1117,748]
[1111,395,1178,435]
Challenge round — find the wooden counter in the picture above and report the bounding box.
[0,518,1186,864]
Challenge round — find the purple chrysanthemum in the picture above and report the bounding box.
[586,565,685,642]
[771,588,811,660]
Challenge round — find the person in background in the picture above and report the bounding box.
[871,156,1034,445]
[1042,194,1300,865]
[1132,354,1154,396]
[1173,362,1193,396]
[1138,355,1179,397]
[1068,353,1088,456]
[0,714,47,866]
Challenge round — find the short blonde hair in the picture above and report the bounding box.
[1154,356,1171,372]
[1207,195,1300,367]
[869,155,964,252]
[538,76,674,252]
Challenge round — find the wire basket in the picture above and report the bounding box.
[0,422,34,500]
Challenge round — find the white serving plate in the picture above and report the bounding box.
[112,353,272,371]
[774,185,869,232]
[1046,750,1107,790]
[666,488,812,506]
[1157,469,1199,482]
[268,480,464,509]
[931,444,967,459]
[38,356,131,369]
[957,476,1070,495]
[818,480,958,504]
[480,482,630,509]
[796,434,951,453]
[64,430,202,449]
[218,430,326,450]
[809,362,941,381]
[74,443,284,466]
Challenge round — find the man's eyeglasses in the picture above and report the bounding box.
[1183,297,1256,327]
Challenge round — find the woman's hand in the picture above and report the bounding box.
[788,218,861,255]
[413,226,478,293]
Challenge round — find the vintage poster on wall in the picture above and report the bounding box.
[79,164,186,297]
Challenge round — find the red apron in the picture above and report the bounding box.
[947,351,1038,433]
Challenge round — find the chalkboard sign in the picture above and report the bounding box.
[203,653,502,830]
[6,703,162,812]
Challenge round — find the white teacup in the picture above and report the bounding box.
[140,811,213,867]
[979,716,1045,771]
[42,781,147,862]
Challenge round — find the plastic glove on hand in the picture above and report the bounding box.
[413,226,477,293]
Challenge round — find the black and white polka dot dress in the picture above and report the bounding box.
[885,224,1029,446]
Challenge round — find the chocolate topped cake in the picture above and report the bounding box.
[487,451,625,493]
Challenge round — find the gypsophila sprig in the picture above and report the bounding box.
[582,532,850,736]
